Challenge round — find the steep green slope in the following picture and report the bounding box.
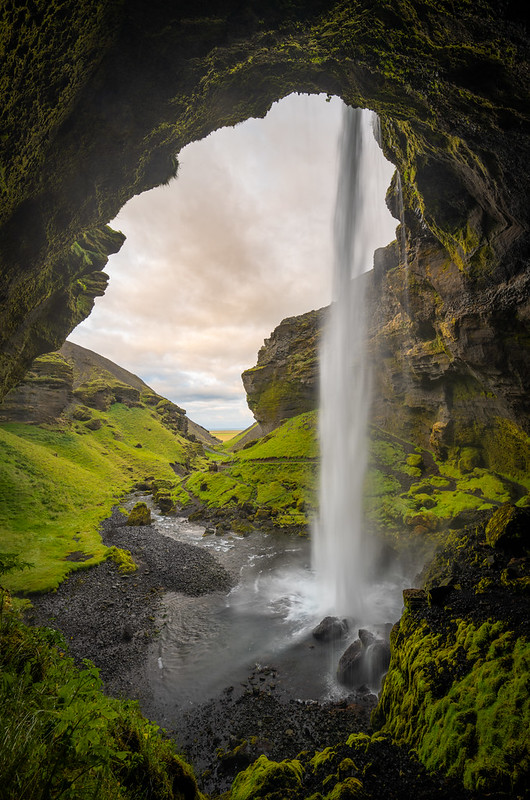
[175,412,318,532]
[175,410,527,542]
[0,600,204,800]
[0,347,207,593]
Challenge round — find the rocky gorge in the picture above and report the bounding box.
[1,1,530,799]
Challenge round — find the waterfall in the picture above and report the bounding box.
[312,106,392,620]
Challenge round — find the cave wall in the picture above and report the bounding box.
[1,1,529,466]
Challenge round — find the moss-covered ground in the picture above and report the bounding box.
[173,412,318,532]
[0,402,205,593]
[175,411,528,544]
[372,506,530,796]
[0,597,204,800]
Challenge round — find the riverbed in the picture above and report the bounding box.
[137,500,409,721]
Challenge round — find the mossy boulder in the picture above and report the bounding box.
[126,502,151,527]
[458,447,482,474]
[106,546,137,574]
[485,504,530,555]
[230,755,304,800]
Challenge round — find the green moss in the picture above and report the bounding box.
[230,754,303,800]
[324,778,366,799]
[126,502,151,527]
[178,413,318,527]
[187,471,253,507]
[221,424,260,451]
[0,608,204,800]
[481,418,530,482]
[106,546,137,574]
[374,607,530,794]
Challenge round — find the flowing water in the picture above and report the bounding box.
[312,107,403,624]
[142,508,350,713]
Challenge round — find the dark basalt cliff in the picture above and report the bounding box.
[1,5,530,796]
[242,234,529,478]
[1,1,529,423]
[368,232,530,478]
[242,308,323,433]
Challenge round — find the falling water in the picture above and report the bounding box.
[313,106,394,620]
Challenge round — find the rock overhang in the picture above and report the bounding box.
[0,0,529,402]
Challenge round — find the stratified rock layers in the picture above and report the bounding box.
[243,241,529,479]
[242,309,323,434]
[0,340,218,447]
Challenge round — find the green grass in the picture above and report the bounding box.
[175,412,318,527]
[177,410,527,537]
[0,604,204,800]
[235,412,318,460]
[0,405,203,593]
[220,423,261,451]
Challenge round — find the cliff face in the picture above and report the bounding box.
[0,0,529,417]
[244,227,529,479]
[368,229,530,478]
[0,340,218,446]
[242,309,324,434]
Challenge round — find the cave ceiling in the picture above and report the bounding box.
[0,0,529,399]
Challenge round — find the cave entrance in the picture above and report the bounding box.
[70,93,396,431]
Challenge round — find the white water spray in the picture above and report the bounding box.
[312,106,396,620]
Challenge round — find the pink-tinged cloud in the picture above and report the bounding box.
[71,94,396,429]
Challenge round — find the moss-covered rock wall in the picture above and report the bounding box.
[242,308,323,433]
[372,505,530,794]
[1,0,529,417]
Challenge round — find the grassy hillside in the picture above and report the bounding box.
[174,412,318,531]
[174,410,529,541]
[0,348,208,593]
[0,598,204,800]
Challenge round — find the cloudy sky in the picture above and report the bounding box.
[70,94,397,430]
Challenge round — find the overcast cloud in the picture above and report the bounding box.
[70,94,396,430]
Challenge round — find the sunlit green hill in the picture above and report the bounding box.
[0,343,210,593]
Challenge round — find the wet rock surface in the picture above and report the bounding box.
[26,508,233,698]
[337,631,391,689]
[312,615,349,642]
[174,665,476,799]
[175,665,377,797]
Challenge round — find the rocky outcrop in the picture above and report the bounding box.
[368,229,530,479]
[0,351,73,424]
[0,339,219,446]
[372,505,530,794]
[242,309,323,434]
[241,227,529,478]
[242,156,527,465]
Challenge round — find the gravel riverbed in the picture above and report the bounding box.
[27,508,233,699]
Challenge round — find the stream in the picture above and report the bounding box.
[125,500,410,725]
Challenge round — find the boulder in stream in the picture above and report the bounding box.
[127,502,151,526]
[312,616,349,642]
[337,630,390,689]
